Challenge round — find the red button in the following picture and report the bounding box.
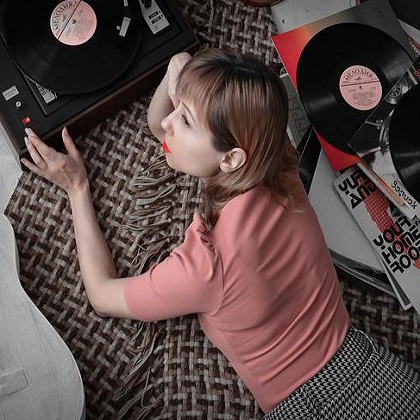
[22,116,31,125]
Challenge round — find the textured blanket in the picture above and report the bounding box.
[5,1,419,419]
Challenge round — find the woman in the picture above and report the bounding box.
[22,48,420,419]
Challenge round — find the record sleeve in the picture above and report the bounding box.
[348,56,420,220]
[334,165,419,313]
[272,0,416,171]
[3,0,143,94]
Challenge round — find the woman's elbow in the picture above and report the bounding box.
[89,297,112,318]
[85,279,137,319]
[85,284,117,318]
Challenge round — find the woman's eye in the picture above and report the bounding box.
[181,114,190,127]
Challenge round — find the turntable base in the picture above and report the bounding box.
[0,0,199,157]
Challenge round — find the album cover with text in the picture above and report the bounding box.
[272,0,415,171]
[334,166,419,312]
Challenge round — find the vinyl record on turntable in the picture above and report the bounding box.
[3,0,143,94]
[296,22,413,155]
[389,83,420,203]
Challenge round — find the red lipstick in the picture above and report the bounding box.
[162,140,171,153]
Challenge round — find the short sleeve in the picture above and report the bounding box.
[124,214,224,321]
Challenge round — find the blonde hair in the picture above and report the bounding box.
[176,48,299,228]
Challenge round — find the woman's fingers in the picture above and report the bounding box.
[25,128,57,169]
[20,127,88,194]
[21,128,67,176]
[21,153,45,177]
[23,134,49,172]
[61,126,79,158]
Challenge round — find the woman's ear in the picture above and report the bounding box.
[219,148,247,173]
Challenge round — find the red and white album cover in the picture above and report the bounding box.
[272,0,415,171]
[348,56,420,220]
[334,166,419,312]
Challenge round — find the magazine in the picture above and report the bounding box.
[348,56,420,221]
[334,166,420,313]
[307,138,395,295]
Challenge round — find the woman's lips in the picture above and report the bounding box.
[162,140,171,153]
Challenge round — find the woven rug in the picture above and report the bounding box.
[4,1,420,419]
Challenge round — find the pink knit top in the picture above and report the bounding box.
[124,182,350,413]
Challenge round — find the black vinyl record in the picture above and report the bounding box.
[4,0,143,94]
[389,83,420,203]
[296,22,413,155]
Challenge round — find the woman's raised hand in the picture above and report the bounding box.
[21,127,89,196]
[167,52,191,108]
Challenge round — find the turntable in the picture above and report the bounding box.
[0,0,199,157]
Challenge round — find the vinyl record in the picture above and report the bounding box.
[3,0,143,94]
[296,22,413,155]
[389,83,420,203]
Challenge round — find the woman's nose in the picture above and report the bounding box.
[161,112,174,137]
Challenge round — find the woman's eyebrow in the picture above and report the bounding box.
[181,101,196,123]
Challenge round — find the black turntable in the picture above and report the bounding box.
[0,0,199,157]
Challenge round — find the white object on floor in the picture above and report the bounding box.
[0,212,86,419]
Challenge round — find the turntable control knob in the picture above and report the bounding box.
[22,116,31,126]
[15,101,22,109]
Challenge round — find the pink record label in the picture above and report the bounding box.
[339,65,382,111]
[50,1,97,46]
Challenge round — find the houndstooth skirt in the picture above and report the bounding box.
[264,328,420,420]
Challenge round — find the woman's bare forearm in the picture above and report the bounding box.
[67,184,117,306]
[147,71,173,143]
[147,52,192,142]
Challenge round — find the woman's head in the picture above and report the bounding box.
[168,48,298,226]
